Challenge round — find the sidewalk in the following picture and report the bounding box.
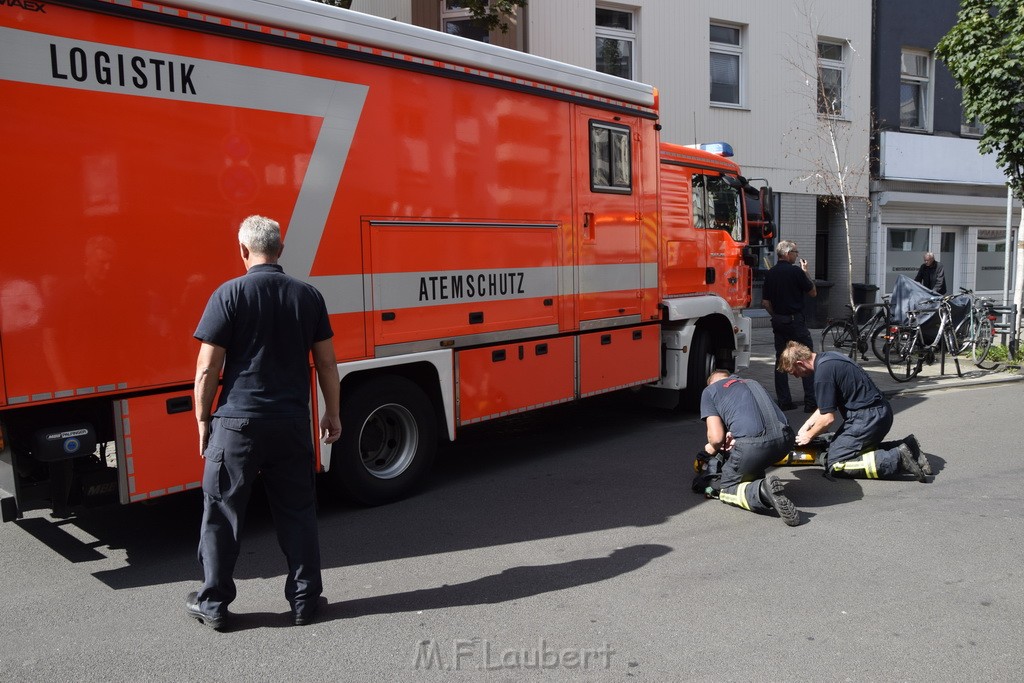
[742,325,1022,403]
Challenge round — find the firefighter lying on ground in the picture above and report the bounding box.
[696,370,802,526]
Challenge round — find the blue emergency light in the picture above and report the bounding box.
[698,142,734,157]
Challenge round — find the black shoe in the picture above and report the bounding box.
[292,596,326,626]
[777,401,797,411]
[904,434,930,475]
[897,443,926,482]
[759,475,801,526]
[803,403,817,414]
[185,591,227,631]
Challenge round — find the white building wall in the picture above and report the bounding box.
[350,0,411,23]
[525,1,872,199]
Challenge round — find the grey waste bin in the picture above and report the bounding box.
[804,280,832,329]
[852,283,879,324]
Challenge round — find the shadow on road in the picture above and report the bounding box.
[16,392,706,591]
[332,544,672,619]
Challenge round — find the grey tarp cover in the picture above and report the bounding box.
[888,274,969,346]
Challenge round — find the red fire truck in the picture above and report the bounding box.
[0,0,771,520]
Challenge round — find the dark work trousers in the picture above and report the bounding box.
[771,319,816,406]
[197,416,322,617]
[824,403,902,478]
[718,427,795,512]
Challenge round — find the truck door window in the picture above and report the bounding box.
[589,121,632,193]
[693,173,742,242]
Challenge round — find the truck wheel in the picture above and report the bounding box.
[330,376,437,505]
[681,329,715,411]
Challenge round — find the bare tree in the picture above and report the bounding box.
[781,3,871,310]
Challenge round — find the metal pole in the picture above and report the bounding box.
[1003,184,1013,346]
[1004,184,1013,306]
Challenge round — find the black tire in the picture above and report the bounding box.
[330,375,437,505]
[884,327,920,383]
[869,322,889,362]
[972,316,996,368]
[820,321,856,357]
[953,311,976,355]
[681,328,716,411]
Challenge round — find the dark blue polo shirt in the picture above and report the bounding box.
[814,352,885,416]
[194,263,333,418]
[700,375,786,438]
[762,261,813,315]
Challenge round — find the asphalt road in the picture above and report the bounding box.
[1,383,1022,682]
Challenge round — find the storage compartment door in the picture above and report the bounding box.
[457,336,575,425]
[115,392,202,503]
[579,325,660,397]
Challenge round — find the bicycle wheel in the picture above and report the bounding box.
[953,310,978,355]
[972,315,996,368]
[868,319,889,362]
[821,321,857,357]
[884,327,921,382]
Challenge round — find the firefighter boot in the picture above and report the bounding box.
[759,475,801,526]
[904,434,931,475]
[897,442,926,482]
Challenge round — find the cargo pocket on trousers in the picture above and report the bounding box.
[202,446,226,501]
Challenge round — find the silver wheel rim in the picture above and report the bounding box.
[357,403,418,480]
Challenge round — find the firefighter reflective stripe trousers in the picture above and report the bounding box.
[197,416,322,617]
[717,429,795,513]
[824,402,902,478]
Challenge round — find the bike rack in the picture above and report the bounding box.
[939,339,964,378]
[989,304,1019,356]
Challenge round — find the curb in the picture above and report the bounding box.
[880,369,1023,398]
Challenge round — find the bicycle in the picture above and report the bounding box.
[883,294,963,382]
[819,298,891,362]
[948,288,997,368]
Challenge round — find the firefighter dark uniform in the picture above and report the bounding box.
[762,258,817,410]
[192,262,332,623]
[813,352,925,479]
[700,375,800,524]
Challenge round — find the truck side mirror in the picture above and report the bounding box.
[759,186,774,215]
[758,187,775,239]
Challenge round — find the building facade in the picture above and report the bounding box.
[871,0,1021,301]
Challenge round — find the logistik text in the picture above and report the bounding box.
[49,43,197,95]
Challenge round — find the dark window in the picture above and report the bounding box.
[590,121,632,193]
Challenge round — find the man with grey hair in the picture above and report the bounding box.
[761,240,817,412]
[914,252,946,294]
[187,215,341,630]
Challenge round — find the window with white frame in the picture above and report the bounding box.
[961,110,985,137]
[817,40,845,116]
[976,228,1012,291]
[900,49,932,131]
[710,23,743,106]
[441,1,489,44]
[595,7,637,80]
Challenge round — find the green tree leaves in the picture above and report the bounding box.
[937,0,1024,196]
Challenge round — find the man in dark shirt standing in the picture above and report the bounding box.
[187,215,341,631]
[699,370,801,526]
[778,342,929,482]
[914,252,947,294]
[761,240,817,412]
